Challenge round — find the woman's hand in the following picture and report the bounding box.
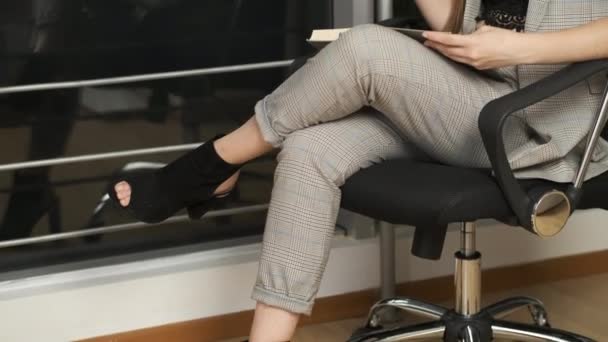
[422,25,529,70]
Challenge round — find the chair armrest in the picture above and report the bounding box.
[479,59,608,233]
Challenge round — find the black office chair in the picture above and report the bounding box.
[340,59,608,341]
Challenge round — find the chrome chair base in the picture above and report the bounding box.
[348,222,594,342]
[348,296,593,342]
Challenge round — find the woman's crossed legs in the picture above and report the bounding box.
[113,24,515,341]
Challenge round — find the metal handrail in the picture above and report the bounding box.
[0,143,200,172]
[0,204,269,249]
[0,59,294,95]
[0,59,294,172]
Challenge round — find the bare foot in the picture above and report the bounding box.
[113,171,240,207]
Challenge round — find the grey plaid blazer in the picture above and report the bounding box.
[463,0,608,182]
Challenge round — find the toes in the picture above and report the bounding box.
[112,181,131,207]
[114,181,130,192]
[116,188,131,199]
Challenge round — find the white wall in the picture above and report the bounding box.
[0,210,607,342]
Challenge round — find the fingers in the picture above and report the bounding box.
[422,31,471,47]
[424,41,490,69]
[424,42,474,65]
[424,41,471,61]
[423,26,508,71]
[114,181,129,194]
[114,181,131,207]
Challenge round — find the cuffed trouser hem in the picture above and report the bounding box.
[254,98,284,148]
[251,285,314,316]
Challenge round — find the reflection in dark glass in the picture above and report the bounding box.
[0,0,332,273]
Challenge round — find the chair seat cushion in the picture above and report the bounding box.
[340,158,608,260]
[340,159,514,228]
[341,158,608,228]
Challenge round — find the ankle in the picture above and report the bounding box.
[249,302,299,342]
[213,138,241,166]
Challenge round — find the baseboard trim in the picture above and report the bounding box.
[79,249,608,342]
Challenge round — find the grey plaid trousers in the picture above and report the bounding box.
[251,24,517,315]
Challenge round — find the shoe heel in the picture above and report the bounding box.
[186,191,233,220]
[186,201,213,220]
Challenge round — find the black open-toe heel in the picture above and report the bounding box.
[186,187,237,220]
[106,134,241,224]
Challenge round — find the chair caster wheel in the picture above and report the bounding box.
[529,306,551,328]
[368,313,382,328]
[535,315,551,328]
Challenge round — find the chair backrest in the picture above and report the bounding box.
[573,80,608,188]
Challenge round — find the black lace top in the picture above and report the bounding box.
[477,0,529,32]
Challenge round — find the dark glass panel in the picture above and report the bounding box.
[0,0,332,274]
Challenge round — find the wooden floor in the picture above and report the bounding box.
[221,272,608,341]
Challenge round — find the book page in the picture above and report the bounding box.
[307,28,350,43]
[307,27,427,49]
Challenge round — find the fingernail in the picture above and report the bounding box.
[422,31,428,38]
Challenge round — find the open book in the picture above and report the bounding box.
[307,27,427,49]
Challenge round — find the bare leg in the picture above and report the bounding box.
[214,116,274,165]
[249,302,299,342]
